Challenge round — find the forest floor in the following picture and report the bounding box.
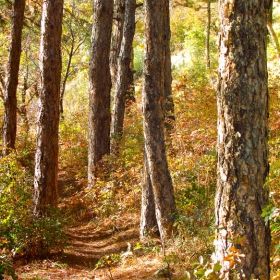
[15,215,165,279]
[12,178,176,280]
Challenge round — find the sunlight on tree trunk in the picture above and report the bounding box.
[141,0,176,241]
[111,0,136,153]
[3,0,25,155]
[88,0,113,187]
[214,0,271,278]
[33,0,63,217]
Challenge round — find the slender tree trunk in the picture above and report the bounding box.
[88,0,113,187]
[205,0,211,69]
[111,0,136,150]
[110,0,125,87]
[141,0,176,241]
[267,0,280,58]
[214,0,270,278]
[2,0,25,154]
[267,21,280,58]
[33,0,63,217]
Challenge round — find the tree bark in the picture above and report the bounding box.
[163,0,175,132]
[33,0,63,217]
[214,0,271,278]
[111,0,136,150]
[2,0,25,154]
[140,154,158,238]
[141,0,176,241]
[88,0,113,187]
[110,0,125,87]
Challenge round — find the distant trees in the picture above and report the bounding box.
[111,0,136,147]
[214,0,270,278]
[2,0,25,154]
[33,0,64,216]
[88,0,113,187]
[140,0,176,240]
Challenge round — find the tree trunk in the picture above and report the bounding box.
[214,0,270,278]
[205,0,211,69]
[163,0,175,132]
[141,0,176,241]
[111,0,136,151]
[33,0,63,217]
[110,0,125,87]
[267,17,280,59]
[88,0,113,187]
[2,0,25,154]
[140,154,158,238]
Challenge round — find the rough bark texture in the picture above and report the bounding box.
[111,0,136,146]
[141,0,176,241]
[140,154,158,238]
[215,0,271,278]
[88,0,113,187]
[33,0,63,217]
[3,0,25,154]
[163,0,175,132]
[110,0,125,86]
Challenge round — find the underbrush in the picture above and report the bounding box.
[0,152,68,279]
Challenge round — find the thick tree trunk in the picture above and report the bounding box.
[141,0,176,241]
[2,0,25,154]
[33,0,63,217]
[140,154,158,238]
[214,0,270,278]
[111,0,136,149]
[88,0,113,187]
[110,0,125,87]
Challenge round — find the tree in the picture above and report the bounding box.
[162,0,175,132]
[205,0,211,69]
[140,0,176,241]
[267,0,280,58]
[60,0,91,117]
[110,0,125,86]
[214,0,270,278]
[111,0,136,149]
[88,0,113,187]
[2,0,25,154]
[33,0,64,217]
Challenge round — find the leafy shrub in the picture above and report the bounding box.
[0,152,68,278]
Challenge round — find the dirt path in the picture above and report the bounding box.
[15,212,165,280]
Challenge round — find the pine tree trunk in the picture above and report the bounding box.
[3,0,25,154]
[33,0,63,217]
[141,0,176,241]
[163,0,175,132]
[215,0,271,278]
[111,0,136,150]
[140,154,158,238]
[88,0,113,187]
[110,0,125,87]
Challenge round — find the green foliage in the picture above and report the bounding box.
[0,152,68,278]
[133,46,144,78]
[95,253,122,280]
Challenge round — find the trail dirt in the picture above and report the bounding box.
[14,178,166,280]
